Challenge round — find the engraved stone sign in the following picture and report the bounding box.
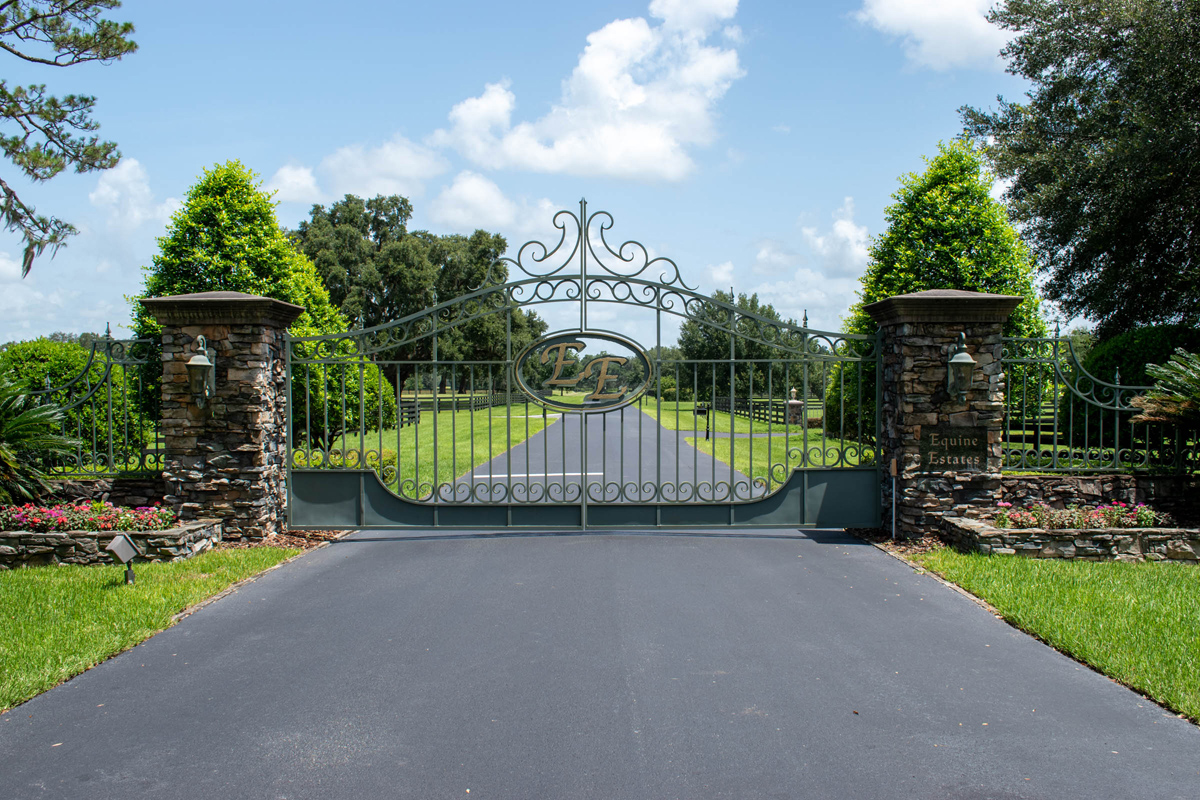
[918,426,987,473]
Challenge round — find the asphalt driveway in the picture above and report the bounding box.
[453,408,760,503]
[1,530,1197,799]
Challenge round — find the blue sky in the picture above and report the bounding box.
[0,0,1032,344]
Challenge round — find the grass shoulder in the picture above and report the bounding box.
[908,545,1199,723]
[0,546,301,712]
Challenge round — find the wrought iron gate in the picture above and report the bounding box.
[287,201,881,530]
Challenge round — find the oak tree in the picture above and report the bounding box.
[962,0,1200,335]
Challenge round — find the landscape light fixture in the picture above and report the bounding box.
[947,332,977,403]
[186,335,216,409]
[105,533,141,585]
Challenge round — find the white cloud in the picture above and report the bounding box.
[431,1,744,181]
[744,268,861,332]
[267,135,449,206]
[0,251,70,333]
[430,171,518,230]
[429,171,559,243]
[649,0,739,32]
[88,158,179,232]
[753,240,799,275]
[320,135,448,199]
[266,164,322,204]
[708,260,734,285]
[855,0,1011,70]
[0,251,23,283]
[771,124,790,134]
[703,197,871,331]
[801,197,869,277]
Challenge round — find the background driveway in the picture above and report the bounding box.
[2,529,1197,799]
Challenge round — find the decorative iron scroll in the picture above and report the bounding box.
[30,335,161,478]
[288,201,882,511]
[1001,335,1197,473]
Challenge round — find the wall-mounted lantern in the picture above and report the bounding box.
[947,332,977,403]
[186,334,216,409]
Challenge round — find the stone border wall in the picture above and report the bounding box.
[0,519,223,569]
[939,516,1200,563]
[48,477,167,509]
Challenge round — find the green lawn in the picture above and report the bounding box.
[545,390,589,406]
[639,399,870,490]
[638,398,824,435]
[325,405,558,491]
[911,548,1200,721]
[685,431,868,487]
[0,547,300,711]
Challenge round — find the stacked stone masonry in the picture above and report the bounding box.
[878,322,1006,534]
[939,516,1200,563]
[865,290,1024,538]
[143,292,302,541]
[49,477,167,509]
[0,519,223,568]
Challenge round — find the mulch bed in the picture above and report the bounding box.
[846,527,945,558]
[216,529,351,550]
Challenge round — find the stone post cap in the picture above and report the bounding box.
[864,289,1023,326]
[141,291,305,328]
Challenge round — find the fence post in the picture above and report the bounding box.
[865,290,1023,538]
[141,292,305,541]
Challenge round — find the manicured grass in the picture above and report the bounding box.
[327,406,557,491]
[685,432,867,487]
[544,390,588,406]
[0,547,300,711]
[639,398,822,435]
[911,547,1200,721]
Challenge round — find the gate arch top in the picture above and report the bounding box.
[288,198,876,363]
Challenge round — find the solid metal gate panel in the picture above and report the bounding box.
[287,201,881,530]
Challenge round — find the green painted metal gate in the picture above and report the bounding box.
[287,201,881,530]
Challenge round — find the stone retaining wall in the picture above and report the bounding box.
[0,519,223,569]
[48,477,167,509]
[939,515,1200,563]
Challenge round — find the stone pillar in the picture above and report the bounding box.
[141,292,304,541]
[864,290,1023,537]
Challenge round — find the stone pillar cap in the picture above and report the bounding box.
[864,289,1023,325]
[141,291,305,328]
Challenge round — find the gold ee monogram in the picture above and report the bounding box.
[539,342,629,402]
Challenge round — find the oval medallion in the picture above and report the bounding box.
[515,330,654,412]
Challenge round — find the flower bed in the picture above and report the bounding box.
[0,502,223,569]
[992,501,1170,530]
[0,501,177,533]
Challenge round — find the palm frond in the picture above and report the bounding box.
[1130,349,1200,424]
